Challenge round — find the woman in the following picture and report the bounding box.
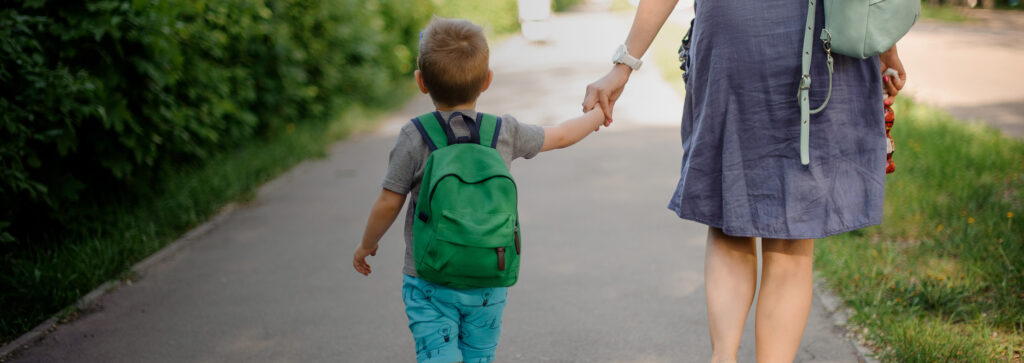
[582,1,907,362]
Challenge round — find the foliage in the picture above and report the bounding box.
[817,98,1024,362]
[920,3,972,22]
[553,0,584,12]
[432,0,520,35]
[0,0,429,243]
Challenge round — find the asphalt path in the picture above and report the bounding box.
[8,8,916,363]
[897,15,1024,138]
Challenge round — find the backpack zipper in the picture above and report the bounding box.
[423,174,517,221]
[514,223,520,255]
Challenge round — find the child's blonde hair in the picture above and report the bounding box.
[417,17,490,107]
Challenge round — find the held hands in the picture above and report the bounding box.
[353,243,378,276]
[583,64,632,126]
[879,45,907,105]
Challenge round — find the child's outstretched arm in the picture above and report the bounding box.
[353,188,406,276]
[539,106,606,152]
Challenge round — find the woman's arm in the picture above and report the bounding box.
[622,0,680,64]
[583,0,680,121]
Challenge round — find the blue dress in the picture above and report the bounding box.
[667,0,886,239]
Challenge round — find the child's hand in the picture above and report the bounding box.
[353,244,379,276]
[591,104,610,132]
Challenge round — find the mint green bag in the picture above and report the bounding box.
[411,112,521,289]
[796,0,920,165]
[823,0,921,59]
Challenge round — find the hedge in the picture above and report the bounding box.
[0,0,438,243]
[0,0,532,245]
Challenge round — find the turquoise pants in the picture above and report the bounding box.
[402,275,508,363]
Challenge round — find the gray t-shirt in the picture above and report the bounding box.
[382,109,545,277]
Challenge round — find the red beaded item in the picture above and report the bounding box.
[884,104,896,174]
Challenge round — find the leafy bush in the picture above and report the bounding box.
[0,0,430,243]
[553,0,584,11]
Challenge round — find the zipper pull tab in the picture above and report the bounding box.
[496,247,506,271]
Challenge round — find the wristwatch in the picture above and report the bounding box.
[612,44,642,71]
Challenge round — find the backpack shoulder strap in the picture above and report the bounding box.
[411,112,450,151]
[476,113,502,149]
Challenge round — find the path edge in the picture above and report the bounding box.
[0,203,241,362]
[813,274,881,363]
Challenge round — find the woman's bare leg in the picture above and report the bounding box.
[755,238,815,363]
[704,227,757,363]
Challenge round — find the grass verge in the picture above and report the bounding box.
[651,18,688,97]
[646,17,1023,361]
[0,85,415,345]
[817,98,1023,362]
[921,4,973,23]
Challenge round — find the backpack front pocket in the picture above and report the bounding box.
[426,210,517,278]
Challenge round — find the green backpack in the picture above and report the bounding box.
[411,111,521,289]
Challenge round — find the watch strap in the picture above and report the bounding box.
[614,44,643,70]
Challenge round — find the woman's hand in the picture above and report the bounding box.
[583,64,632,125]
[878,45,907,105]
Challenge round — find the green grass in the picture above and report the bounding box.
[646,22,1024,361]
[608,0,637,13]
[816,98,1024,362]
[921,4,973,22]
[0,85,415,344]
[651,18,689,98]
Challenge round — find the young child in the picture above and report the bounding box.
[352,17,608,363]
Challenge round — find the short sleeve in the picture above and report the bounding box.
[382,125,424,195]
[501,114,545,160]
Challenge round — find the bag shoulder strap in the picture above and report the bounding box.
[411,112,450,151]
[412,112,503,151]
[476,113,502,149]
[798,0,835,165]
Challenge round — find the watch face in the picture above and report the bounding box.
[613,44,639,70]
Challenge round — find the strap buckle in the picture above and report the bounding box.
[820,29,833,54]
[799,74,812,91]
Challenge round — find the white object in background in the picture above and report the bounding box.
[519,0,553,42]
[519,0,551,21]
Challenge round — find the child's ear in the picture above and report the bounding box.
[480,70,494,93]
[414,70,429,94]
